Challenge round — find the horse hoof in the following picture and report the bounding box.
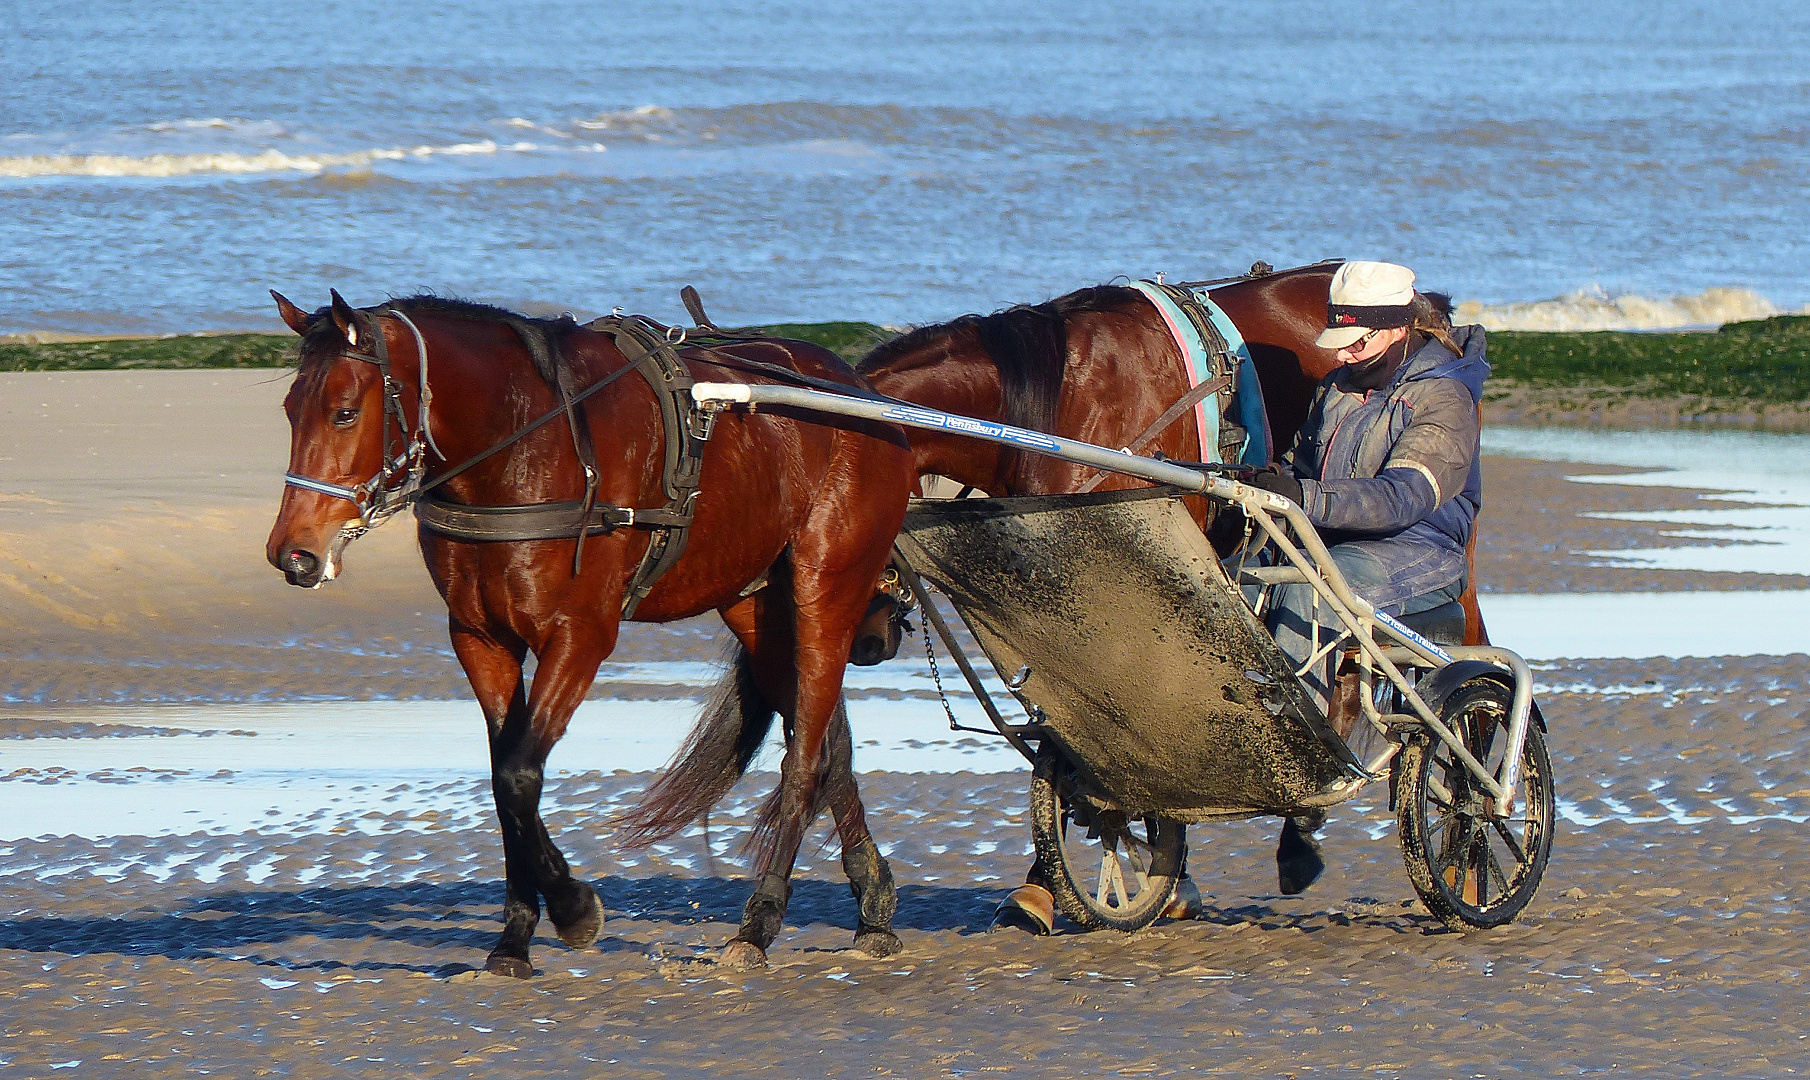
[554,885,605,949]
[1162,875,1203,920]
[989,884,1054,935]
[719,940,768,970]
[853,929,903,958]
[485,953,534,980]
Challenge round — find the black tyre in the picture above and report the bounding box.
[1398,678,1555,930]
[1029,747,1183,932]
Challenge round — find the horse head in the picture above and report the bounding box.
[265,289,419,588]
[848,564,915,666]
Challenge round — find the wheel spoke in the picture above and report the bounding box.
[1425,774,1457,810]
[1469,826,1489,907]
[1122,830,1151,879]
[1491,817,1529,864]
[1098,847,1128,908]
[1485,845,1514,898]
[1434,832,1463,876]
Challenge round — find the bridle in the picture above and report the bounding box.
[283,305,442,539]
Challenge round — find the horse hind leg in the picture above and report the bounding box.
[822,698,903,957]
[722,617,878,969]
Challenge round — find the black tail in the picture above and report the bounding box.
[611,645,861,870]
[745,697,858,874]
[611,644,776,849]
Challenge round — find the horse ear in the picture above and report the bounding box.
[270,290,311,336]
[329,289,360,347]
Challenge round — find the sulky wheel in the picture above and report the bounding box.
[1397,677,1555,931]
[1029,746,1184,932]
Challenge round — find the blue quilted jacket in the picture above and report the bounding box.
[1280,326,1489,603]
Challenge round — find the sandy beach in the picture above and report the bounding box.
[4,370,1810,1076]
[4,370,1805,704]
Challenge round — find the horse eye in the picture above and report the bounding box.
[331,408,360,426]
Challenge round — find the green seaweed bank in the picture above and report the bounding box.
[7,317,1809,405]
[0,322,886,372]
[1490,316,1810,404]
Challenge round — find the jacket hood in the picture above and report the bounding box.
[1394,324,1490,404]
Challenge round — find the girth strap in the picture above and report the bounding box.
[597,315,713,619]
[415,495,691,542]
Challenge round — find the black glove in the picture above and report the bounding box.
[1246,464,1304,507]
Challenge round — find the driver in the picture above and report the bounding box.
[1239,260,1489,892]
[1244,260,1487,703]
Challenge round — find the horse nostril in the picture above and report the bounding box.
[286,548,321,580]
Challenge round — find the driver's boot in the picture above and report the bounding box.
[1276,810,1327,896]
[1162,873,1203,920]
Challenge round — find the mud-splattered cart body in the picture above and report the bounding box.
[692,383,1556,934]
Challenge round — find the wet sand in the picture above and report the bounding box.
[5,656,1810,1076]
[5,370,1810,1075]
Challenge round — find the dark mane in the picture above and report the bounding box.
[858,286,1142,477]
[293,293,576,395]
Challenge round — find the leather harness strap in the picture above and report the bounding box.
[1152,279,1246,461]
[605,316,711,618]
[402,296,889,619]
[412,312,714,618]
[415,496,691,540]
[1075,372,1231,493]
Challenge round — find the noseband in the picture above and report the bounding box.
[283,306,443,535]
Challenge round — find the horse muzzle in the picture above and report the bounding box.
[273,525,357,589]
[276,546,329,589]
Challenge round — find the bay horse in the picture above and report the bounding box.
[265,290,914,975]
[848,261,1491,924]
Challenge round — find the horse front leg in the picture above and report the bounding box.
[455,625,608,978]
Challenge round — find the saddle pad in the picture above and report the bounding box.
[1128,280,1272,467]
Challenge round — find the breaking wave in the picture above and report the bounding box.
[0,140,531,179]
[1456,287,1806,332]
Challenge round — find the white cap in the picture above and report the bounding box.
[1316,261,1418,350]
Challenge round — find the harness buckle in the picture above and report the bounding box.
[689,406,718,444]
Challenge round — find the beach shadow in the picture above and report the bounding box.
[0,874,1004,972]
[1186,895,1450,937]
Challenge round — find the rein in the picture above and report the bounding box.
[283,303,890,615]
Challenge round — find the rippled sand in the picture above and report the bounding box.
[3,656,1808,1075]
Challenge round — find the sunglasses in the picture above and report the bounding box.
[1336,329,1379,355]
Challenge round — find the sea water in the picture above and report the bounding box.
[4,0,1808,336]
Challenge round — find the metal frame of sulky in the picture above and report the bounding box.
[691,381,1535,819]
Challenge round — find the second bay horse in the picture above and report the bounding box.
[849,261,1491,922]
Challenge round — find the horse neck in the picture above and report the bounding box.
[861,328,1009,490]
